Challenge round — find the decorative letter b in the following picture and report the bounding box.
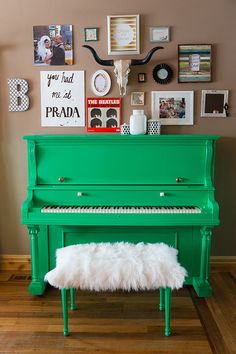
[8,78,29,111]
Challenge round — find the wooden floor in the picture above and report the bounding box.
[0,270,235,354]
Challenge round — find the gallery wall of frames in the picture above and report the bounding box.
[0,0,235,257]
[8,19,230,132]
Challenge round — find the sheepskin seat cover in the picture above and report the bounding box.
[45,242,187,291]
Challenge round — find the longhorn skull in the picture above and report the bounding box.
[83,45,163,96]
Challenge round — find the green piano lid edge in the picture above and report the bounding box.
[23,134,220,140]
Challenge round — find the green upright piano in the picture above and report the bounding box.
[21,134,220,297]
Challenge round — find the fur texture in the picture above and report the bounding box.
[45,242,187,291]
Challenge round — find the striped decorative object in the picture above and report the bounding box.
[107,15,140,55]
[178,44,212,82]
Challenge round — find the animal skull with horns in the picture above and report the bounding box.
[83,45,163,96]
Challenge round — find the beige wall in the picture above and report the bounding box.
[0,0,235,255]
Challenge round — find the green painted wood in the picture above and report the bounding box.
[164,288,172,336]
[159,288,165,311]
[61,289,69,336]
[21,134,220,297]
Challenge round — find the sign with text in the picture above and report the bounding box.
[87,97,121,132]
[40,71,85,127]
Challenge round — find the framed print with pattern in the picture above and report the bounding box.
[107,14,140,55]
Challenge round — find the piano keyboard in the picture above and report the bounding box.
[41,206,201,214]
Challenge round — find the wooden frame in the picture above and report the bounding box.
[178,44,212,83]
[151,91,194,125]
[107,14,140,55]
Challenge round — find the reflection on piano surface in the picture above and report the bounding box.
[21,134,219,297]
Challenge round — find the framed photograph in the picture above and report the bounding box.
[87,97,122,132]
[201,90,229,117]
[131,92,145,106]
[151,91,194,125]
[178,44,212,82]
[107,14,140,55]
[91,70,111,96]
[138,73,146,83]
[149,26,170,42]
[84,27,99,42]
[33,25,73,65]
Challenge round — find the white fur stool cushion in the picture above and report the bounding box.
[45,242,187,291]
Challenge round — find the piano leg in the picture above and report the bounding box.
[193,227,212,297]
[28,225,46,295]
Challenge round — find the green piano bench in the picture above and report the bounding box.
[45,242,187,337]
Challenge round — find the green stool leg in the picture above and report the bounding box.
[164,287,172,336]
[70,288,78,310]
[61,288,69,336]
[159,288,165,311]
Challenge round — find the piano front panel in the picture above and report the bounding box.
[35,138,208,185]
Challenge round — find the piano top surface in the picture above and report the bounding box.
[23,134,220,141]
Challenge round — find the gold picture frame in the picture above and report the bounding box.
[107,14,140,55]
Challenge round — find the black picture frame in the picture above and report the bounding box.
[138,73,146,83]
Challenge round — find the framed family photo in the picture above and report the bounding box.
[178,44,212,82]
[151,91,194,125]
[107,14,140,55]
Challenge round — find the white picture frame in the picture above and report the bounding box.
[107,14,140,55]
[91,70,111,97]
[149,26,170,43]
[40,71,85,127]
[201,90,229,117]
[151,91,194,125]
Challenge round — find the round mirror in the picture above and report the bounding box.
[152,64,173,84]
